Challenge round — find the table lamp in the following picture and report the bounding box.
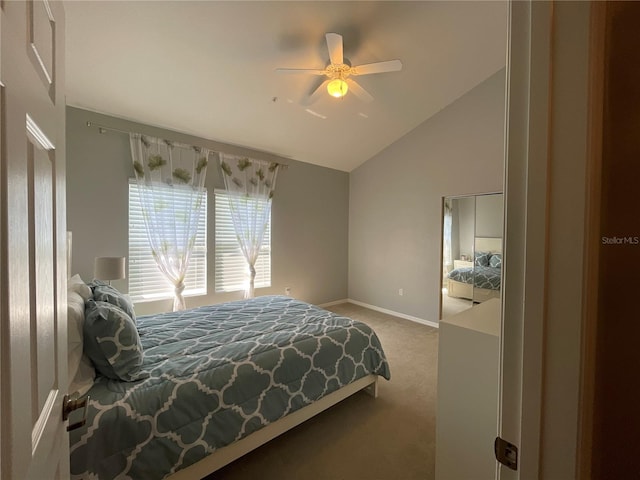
[94,256,126,286]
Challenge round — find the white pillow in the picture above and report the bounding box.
[67,283,95,395]
[69,274,92,301]
[70,355,96,396]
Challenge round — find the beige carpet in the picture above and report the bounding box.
[441,292,473,319]
[207,303,439,480]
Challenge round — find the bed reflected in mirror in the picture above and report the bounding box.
[440,193,504,319]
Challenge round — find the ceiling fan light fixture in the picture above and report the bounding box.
[327,78,348,98]
[276,32,402,104]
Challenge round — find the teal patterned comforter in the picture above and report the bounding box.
[448,266,502,290]
[69,295,390,479]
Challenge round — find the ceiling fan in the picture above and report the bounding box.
[276,32,403,103]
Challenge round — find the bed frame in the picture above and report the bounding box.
[167,374,379,479]
[447,278,500,303]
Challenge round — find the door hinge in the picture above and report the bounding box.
[495,436,518,471]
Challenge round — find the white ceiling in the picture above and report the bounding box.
[65,1,508,172]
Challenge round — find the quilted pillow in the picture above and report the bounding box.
[89,280,136,323]
[489,253,502,269]
[83,300,146,381]
[474,251,491,267]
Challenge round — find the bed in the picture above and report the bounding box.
[68,292,390,479]
[447,237,502,303]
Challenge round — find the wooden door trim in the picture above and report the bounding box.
[576,2,605,478]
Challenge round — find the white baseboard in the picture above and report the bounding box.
[346,299,439,329]
[317,299,349,308]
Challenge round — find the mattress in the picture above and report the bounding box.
[69,295,390,479]
[447,266,502,290]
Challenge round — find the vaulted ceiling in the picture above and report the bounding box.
[65,1,508,172]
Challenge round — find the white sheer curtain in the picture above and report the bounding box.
[219,154,280,298]
[443,198,453,276]
[130,134,209,311]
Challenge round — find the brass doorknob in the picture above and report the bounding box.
[62,393,90,432]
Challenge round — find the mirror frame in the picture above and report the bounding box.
[439,192,504,320]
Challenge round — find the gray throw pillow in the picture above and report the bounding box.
[474,251,491,267]
[89,280,136,323]
[83,300,147,382]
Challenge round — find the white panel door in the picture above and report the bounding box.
[0,1,69,479]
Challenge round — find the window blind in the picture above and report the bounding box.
[128,181,207,302]
[214,190,271,292]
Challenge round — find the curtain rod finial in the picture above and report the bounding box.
[87,121,107,134]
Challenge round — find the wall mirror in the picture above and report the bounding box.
[440,193,504,319]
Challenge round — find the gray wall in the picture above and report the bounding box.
[348,69,506,323]
[450,201,460,262]
[476,193,504,238]
[457,196,476,259]
[66,107,349,315]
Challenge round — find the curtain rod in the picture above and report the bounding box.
[86,121,130,135]
[86,121,289,169]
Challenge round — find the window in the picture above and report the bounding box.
[128,180,207,302]
[215,190,271,292]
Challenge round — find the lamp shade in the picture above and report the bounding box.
[94,256,126,281]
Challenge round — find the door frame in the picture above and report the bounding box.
[499,1,602,478]
[499,1,551,478]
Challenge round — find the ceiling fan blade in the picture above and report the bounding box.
[276,68,327,75]
[326,33,344,65]
[352,59,403,75]
[302,79,330,106]
[346,79,374,103]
